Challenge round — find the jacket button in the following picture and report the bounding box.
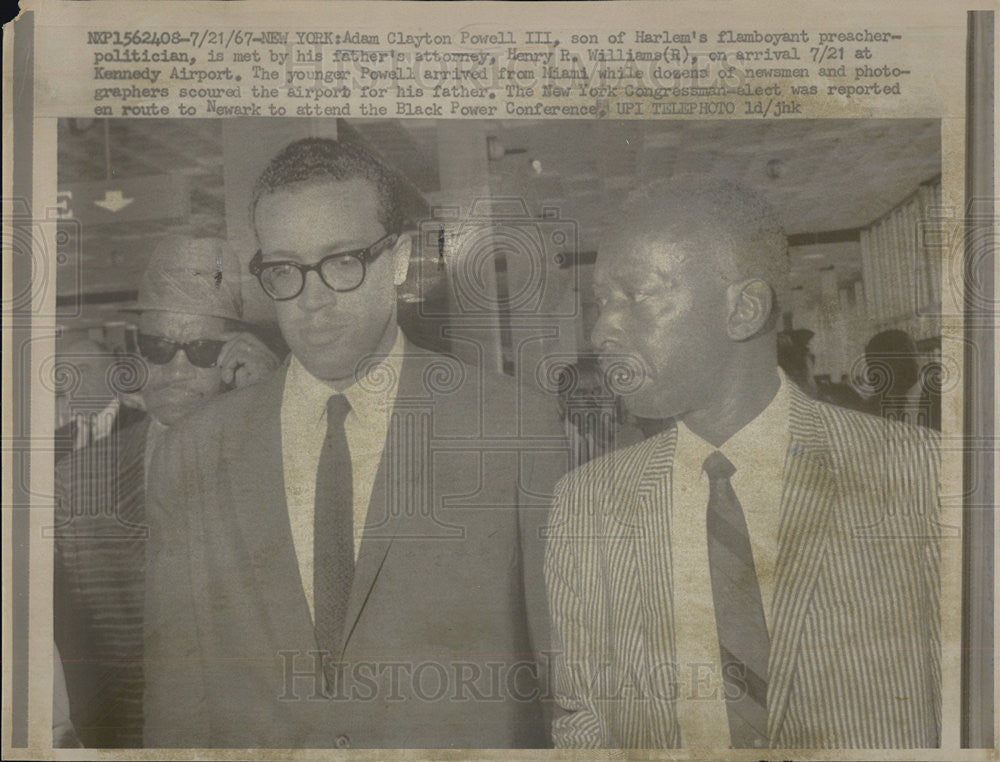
[335,734,350,749]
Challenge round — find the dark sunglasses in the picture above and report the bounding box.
[137,333,225,368]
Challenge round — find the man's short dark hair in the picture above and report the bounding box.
[251,137,403,235]
[617,174,791,299]
[864,328,919,360]
[864,328,920,394]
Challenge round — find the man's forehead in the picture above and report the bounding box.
[254,177,383,251]
[596,230,697,278]
[258,176,377,212]
[140,309,225,331]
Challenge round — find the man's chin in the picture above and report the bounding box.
[622,390,678,421]
[295,342,395,386]
[297,355,358,386]
[148,406,193,427]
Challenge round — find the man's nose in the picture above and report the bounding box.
[591,309,624,352]
[160,349,198,379]
[298,269,338,312]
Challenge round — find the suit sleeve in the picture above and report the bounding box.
[143,430,210,747]
[544,473,610,748]
[52,462,88,741]
[920,429,943,742]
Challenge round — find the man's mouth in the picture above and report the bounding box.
[599,353,646,395]
[300,324,350,345]
[150,385,202,404]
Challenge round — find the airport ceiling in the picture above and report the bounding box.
[57,117,940,301]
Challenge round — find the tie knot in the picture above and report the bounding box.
[325,394,352,428]
[703,450,736,481]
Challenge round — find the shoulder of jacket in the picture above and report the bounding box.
[157,378,277,468]
[815,397,937,447]
[809,398,939,486]
[556,432,665,495]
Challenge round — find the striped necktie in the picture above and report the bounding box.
[704,450,770,748]
[314,394,354,676]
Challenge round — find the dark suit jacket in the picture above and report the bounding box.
[547,382,942,748]
[54,403,146,467]
[53,412,150,748]
[144,345,568,748]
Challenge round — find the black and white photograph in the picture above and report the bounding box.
[3,1,995,758]
[49,116,951,749]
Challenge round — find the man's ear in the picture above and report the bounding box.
[725,278,774,340]
[391,233,413,287]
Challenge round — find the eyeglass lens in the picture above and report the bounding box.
[259,255,365,299]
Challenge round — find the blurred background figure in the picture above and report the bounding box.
[779,327,869,413]
[863,328,941,429]
[777,328,819,397]
[817,373,870,414]
[555,355,644,466]
[54,335,144,466]
[53,236,280,748]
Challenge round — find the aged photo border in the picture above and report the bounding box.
[3,2,997,758]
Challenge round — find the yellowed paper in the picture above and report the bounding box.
[2,0,997,759]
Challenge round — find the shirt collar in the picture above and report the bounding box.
[675,368,790,477]
[341,328,405,424]
[285,327,405,426]
[721,367,790,463]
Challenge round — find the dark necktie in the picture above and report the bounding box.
[314,394,354,664]
[704,450,770,748]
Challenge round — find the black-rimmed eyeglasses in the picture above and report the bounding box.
[250,232,397,301]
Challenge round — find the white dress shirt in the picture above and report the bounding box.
[280,328,404,620]
[668,369,790,748]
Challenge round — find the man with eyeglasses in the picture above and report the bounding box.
[143,138,566,749]
[53,235,280,748]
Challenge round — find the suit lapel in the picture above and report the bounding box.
[225,366,315,648]
[338,451,396,656]
[339,345,432,656]
[767,385,839,742]
[629,425,683,746]
[113,415,150,536]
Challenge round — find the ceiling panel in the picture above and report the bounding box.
[57,117,940,321]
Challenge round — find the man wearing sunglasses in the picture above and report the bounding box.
[53,235,280,748]
[135,236,281,427]
[144,138,566,749]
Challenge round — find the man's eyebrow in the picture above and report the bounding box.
[651,250,691,277]
[652,263,681,280]
[262,240,368,261]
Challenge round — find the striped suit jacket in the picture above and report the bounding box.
[545,382,941,749]
[53,413,150,748]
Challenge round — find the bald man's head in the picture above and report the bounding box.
[591,175,790,420]
[614,175,791,301]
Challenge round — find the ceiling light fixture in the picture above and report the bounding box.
[487,136,528,161]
